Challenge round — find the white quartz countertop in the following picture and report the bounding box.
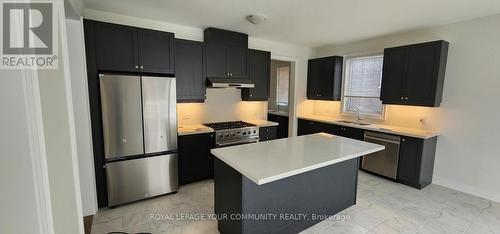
[211,133,384,185]
[245,119,279,127]
[298,115,440,139]
[177,124,214,136]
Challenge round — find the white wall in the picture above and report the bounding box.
[313,13,500,202]
[38,56,83,234]
[178,89,267,125]
[36,7,85,233]
[1,3,84,233]
[0,70,49,234]
[66,18,98,216]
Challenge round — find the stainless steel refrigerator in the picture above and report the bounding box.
[99,74,178,207]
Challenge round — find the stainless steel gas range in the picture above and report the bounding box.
[203,121,259,148]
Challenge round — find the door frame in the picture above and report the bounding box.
[271,55,298,137]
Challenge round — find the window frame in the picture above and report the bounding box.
[275,65,290,107]
[340,54,386,120]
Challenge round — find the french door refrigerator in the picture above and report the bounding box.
[99,74,178,206]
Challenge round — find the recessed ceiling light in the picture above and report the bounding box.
[246,14,268,25]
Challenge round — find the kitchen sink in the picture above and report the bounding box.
[336,120,371,126]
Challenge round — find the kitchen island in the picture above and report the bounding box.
[211,133,384,234]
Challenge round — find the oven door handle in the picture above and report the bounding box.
[216,137,260,147]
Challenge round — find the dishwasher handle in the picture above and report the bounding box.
[364,135,401,145]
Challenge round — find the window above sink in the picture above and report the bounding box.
[342,55,386,119]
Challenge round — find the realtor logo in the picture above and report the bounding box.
[1,0,58,69]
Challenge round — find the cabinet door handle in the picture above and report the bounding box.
[140,65,144,69]
[401,97,404,100]
[402,138,406,142]
[405,97,408,100]
[135,65,139,69]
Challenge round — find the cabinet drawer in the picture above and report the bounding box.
[259,126,277,142]
[333,125,365,140]
[298,119,335,136]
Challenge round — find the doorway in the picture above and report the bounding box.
[268,59,292,138]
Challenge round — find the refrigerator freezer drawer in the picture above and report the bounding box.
[106,154,178,207]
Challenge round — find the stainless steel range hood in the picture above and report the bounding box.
[207,77,255,88]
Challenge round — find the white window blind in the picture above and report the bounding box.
[276,66,289,106]
[342,55,384,116]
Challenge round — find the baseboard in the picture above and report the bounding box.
[433,176,500,203]
[83,215,93,234]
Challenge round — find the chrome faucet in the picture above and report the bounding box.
[352,105,363,124]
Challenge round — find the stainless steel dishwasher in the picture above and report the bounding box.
[362,131,401,179]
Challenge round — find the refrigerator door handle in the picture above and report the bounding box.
[168,77,177,150]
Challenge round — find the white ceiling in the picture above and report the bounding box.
[82,0,500,47]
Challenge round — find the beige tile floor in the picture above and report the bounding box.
[92,171,500,234]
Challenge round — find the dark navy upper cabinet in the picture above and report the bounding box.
[226,46,248,78]
[94,22,139,72]
[205,44,227,77]
[92,20,175,74]
[241,49,271,101]
[381,40,448,107]
[204,28,248,79]
[380,46,408,104]
[137,29,175,74]
[306,56,343,100]
[175,39,205,102]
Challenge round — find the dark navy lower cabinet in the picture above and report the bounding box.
[267,113,289,139]
[178,133,215,185]
[297,118,438,190]
[259,126,277,141]
[297,119,335,136]
[332,124,365,140]
[214,157,359,234]
[397,136,437,189]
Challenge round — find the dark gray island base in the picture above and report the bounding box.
[214,157,359,234]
